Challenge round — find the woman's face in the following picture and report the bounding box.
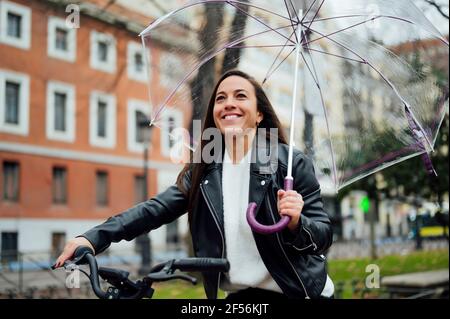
[213,75,263,135]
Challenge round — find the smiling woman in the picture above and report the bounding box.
[55,70,335,299]
[213,76,262,134]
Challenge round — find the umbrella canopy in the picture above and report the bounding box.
[140,0,449,232]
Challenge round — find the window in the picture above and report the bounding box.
[96,171,108,206]
[127,99,151,153]
[52,167,67,204]
[2,161,19,202]
[5,81,19,124]
[89,91,116,148]
[0,1,31,49]
[1,232,18,264]
[7,12,21,38]
[97,100,107,138]
[134,53,144,73]
[46,81,75,142]
[134,175,146,204]
[167,116,176,149]
[51,232,66,261]
[127,42,149,82]
[160,109,182,157]
[47,16,76,62]
[0,69,29,135]
[135,111,149,143]
[97,41,108,62]
[54,92,66,131]
[55,28,68,50]
[90,31,116,73]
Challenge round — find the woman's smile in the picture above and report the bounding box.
[213,75,262,134]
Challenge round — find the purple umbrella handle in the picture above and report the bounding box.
[246,178,293,234]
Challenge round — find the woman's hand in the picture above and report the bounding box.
[277,189,304,232]
[54,237,95,268]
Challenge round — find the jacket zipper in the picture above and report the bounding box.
[288,226,318,252]
[266,196,310,298]
[200,183,225,297]
[302,226,318,251]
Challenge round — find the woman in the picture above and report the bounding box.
[55,70,334,299]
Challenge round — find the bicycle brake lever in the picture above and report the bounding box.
[171,274,198,285]
[146,272,197,285]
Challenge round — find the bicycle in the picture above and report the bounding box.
[51,246,229,299]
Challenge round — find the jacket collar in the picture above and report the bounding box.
[200,138,277,225]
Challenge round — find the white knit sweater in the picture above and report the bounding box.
[219,147,334,297]
[220,147,283,293]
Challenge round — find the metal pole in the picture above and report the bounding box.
[369,189,378,260]
[287,9,303,179]
[369,205,377,260]
[138,127,152,275]
[414,199,423,250]
[18,251,23,296]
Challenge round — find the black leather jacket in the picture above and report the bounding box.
[81,142,333,299]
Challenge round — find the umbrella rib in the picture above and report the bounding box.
[303,14,449,46]
[153,24,295,122]
[262,27,298,83]
[301,0,320,23]
[263,47,297,84]
[305,0,325,31]
[300,48,339,187]
[310,26,435,151]
[225,24,294,49]
[141,0,294,35]
[283,0,299,43]
[150,121,196,152]
[307,26,368,63]
[227,1,295,44]
[226,0,292,22]
[287,0,301,23]
[366,62,435,151]
[230,44,296,49]
[306,48,366,64]
[305,16,383,46]
[303,14,401,24]
[300,52,319,85]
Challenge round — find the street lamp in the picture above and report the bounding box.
[137,116,153,275]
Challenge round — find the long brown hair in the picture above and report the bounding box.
[176,70,287,213]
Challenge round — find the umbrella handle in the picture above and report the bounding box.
[246,178,293,234]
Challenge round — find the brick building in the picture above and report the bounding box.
[0,0,190,263]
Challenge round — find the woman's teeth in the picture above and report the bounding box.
[224,115,240,119]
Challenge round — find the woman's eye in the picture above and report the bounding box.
[216,96,225,102]
[237,94,247,99]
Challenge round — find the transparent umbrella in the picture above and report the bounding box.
[140,0,449,234]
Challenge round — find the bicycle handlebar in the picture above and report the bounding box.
[55,246,230,299]
[173,258,229,272]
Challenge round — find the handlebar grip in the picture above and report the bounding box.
[73,246,94,259]
[173,258,230,273]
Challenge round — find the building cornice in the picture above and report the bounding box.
[0,141,182,171]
